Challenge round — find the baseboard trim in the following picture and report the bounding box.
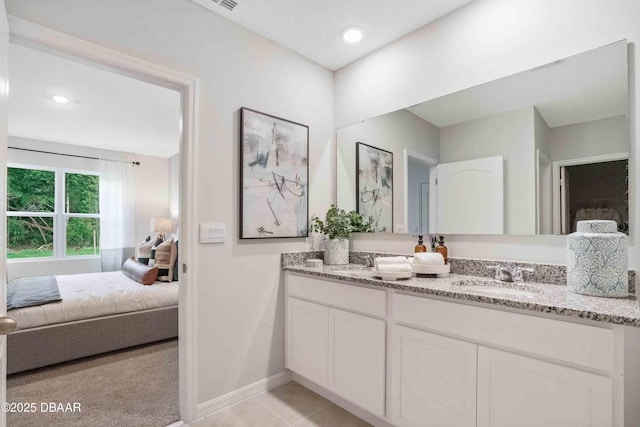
[196,370,292,420]
[292,373,394,427]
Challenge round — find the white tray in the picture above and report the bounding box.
[373,271,413,280]
[412,263,450,277]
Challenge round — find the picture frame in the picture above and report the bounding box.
[356,142,393,233]
[240,107,309,239]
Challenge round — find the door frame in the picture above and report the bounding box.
[0,4,8,427]
[552,152,628,235]
[535,149,552,234]
[403,149,437,234]
[7,16,200,422]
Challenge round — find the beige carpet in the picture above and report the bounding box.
[7,339,179,427]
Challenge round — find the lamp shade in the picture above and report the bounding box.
[152,217,174,234]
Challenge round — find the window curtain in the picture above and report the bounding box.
[99,160,135,271]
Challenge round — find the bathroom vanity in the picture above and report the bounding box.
[282,256,640,427]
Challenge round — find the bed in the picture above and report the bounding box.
[7,271,179,374]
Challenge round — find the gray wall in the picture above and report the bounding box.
[439,107,536,235]
[407,156,431,234]
[550,115,629,161]
[534,108,551,159]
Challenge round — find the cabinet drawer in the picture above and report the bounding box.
[287,273,386,317]
[394,294,614,373]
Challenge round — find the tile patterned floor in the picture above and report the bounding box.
[192,381,371,427]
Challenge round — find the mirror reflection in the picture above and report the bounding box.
[336,40,629,235]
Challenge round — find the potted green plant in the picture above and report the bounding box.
[311,205,374,265]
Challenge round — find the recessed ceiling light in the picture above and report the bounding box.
[51,95,69,104]
[342,27,363,44]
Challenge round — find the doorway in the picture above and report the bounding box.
[560,160,628,234]
[404,150,437,235]
[553,152,629,235]
[3,16,198,426]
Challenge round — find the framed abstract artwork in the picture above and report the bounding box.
[356,142,393,232]
[240,107,309,239]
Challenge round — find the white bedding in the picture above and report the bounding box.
[9,271,179,330]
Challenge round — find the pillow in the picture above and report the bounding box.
[139,235,163,265]
[151,238,177,282]
[122,257,159,285]
[7,275,61,310]
[173,240,179,282]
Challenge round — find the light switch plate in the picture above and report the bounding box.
[200,223,225,243]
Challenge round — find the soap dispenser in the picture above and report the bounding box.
[414,235,427,253]
[435,235,448,264]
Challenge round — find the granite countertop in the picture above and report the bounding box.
[283,263,640,327]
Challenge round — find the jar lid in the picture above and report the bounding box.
[576,220,617,233]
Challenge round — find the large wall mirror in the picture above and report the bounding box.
[337,40,629,236]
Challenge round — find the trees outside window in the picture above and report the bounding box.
[7,166,100,259]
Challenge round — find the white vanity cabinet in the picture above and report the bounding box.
[329,308,386,416]
[284,271,639,427]
[287,297,329,387]
[391,326,477,427]
[393,294,618,427]
[476,346,612,427]
[286,274,387,417]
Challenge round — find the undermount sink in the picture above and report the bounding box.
[452,279,541,296]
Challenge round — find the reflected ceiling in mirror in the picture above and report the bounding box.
[336,40,629,236]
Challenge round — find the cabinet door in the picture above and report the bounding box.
[328,308,386,417]
[392,326,477,427]
[287,298,329,386]
[477,346,612,427]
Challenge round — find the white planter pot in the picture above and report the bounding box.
[324,238,349,265]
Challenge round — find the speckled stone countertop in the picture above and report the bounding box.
[283,263,640,327]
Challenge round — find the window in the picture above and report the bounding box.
[7,165,100,259]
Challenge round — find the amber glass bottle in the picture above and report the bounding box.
[414,235,427,253]
[435,235,448,264]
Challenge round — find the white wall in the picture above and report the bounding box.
[440,107,536,235]
[5,0,335,406]
[337,109,439,232]
[336,0,640,267]
[6,136,171,279]
[550,115,629,161]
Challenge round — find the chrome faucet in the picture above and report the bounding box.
[486,263,534,283]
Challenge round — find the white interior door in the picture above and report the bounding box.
[436,156,503,234]
[0,4,10,427]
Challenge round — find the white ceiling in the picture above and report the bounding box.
[190,0,475,70]
[407,40,628,129]
[8,43,181,158]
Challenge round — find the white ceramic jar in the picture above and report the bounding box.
[567,220,628,297]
